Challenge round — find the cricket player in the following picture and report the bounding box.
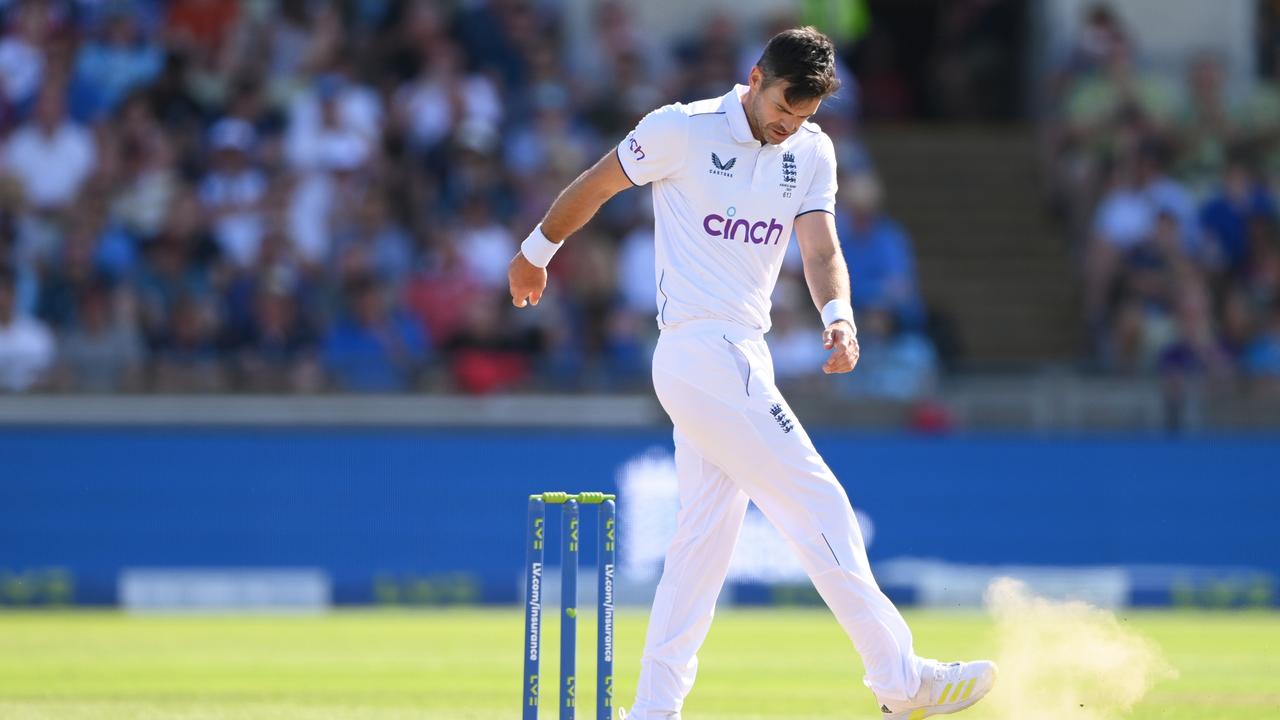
[508,27,997,720]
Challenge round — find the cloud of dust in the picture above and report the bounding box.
[981,577,1177,720]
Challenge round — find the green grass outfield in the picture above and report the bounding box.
[0,608,1276,719]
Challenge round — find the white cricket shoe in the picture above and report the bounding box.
[877,659,998,720]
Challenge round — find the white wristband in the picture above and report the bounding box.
[520,224,562,268]
[821,299,856,335]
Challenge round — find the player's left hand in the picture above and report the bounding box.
[821,320,859,374]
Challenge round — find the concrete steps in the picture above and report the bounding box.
[863,125,1083,364]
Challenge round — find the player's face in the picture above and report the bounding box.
[748,67,822,145]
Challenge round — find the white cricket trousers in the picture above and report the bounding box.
[629,319,923,719]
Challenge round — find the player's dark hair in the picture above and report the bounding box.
[756,26,841,104]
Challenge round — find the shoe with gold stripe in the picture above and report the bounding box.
[877,659,998,720]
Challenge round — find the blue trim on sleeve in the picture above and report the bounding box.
[795,208,835,218]
[658,269,669,325]
[614,146,640,187]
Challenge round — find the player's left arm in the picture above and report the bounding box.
[795,210,859,375]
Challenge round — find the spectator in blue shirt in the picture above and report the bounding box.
[1243,299,1280,382]
[70,10,163,122]
[1199,159,1276,276]
[323,274,428,392]
[835,171,926,330]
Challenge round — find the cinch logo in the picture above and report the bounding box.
[703,209,785,245]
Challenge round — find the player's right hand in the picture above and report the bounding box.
[821,320,859,374]
[508,251,547,308]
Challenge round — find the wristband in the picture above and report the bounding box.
[520,224,562,268]
[820,298,856,335]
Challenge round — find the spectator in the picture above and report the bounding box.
[769,275,827,389]
[3,82,96,213]
[135,194,218,349]
[231,281,321,393]
[151,292,224,392]
[1056,3,1128,83]
[393,40,501,157]
[36,214,108,328]
[69,9,163,122]
[582,47,665,139]
[0,1,50,116]
[143,49,205,134]
[1199,160,1277,277]
[1247,217,1280,307]
[165,0,241,57]
[323,274,427,392]
[0,263,53,391]
[1052,33,1177,239]
[600,304,650,390]
[285,72,380,264]
[1176,53,1234,194]
[1063,36,1178,149]
[1098,212,1190,372]
[266,0,327,87]
[616,220,656,320]
[450,125,520,227]
[405,236,484,350]
[1136,141,1199,256]
[109,102,180,242]
[454,0,531,91]
[445,293,538,395]
[453,196,516,291]
[222,74,285,147]
[199,118,268,267]
[504,90,593,185]
[571,0,661,97]
[672,10,741,102]
[285,72,381,167]
[1085,153,1150,324]
[330,190,414,293]
[56,281,143,392]
[1243,299,1280,390]
[836,171,925,329]
[1158,281,1235,429]
[836,307,940,401]
[221,227,314,351]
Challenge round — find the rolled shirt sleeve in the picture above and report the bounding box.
[797,133,837,216]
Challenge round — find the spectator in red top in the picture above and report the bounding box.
[405,237,485,349]
[166,0,240,55]
[445,293,539,395]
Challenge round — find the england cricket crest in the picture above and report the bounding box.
[780,152,797,193]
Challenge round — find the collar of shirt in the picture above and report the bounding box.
[722,84,757,145]
[722,83,802,150]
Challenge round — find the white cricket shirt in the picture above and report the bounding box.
[616,84,838,333]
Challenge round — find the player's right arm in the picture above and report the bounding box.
[509,104,687,308]
[508,152,633,307]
